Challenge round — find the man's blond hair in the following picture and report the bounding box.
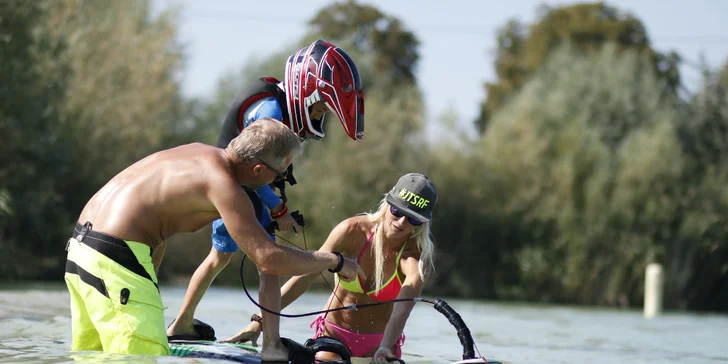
[226,118,302,169]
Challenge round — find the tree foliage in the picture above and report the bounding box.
[0,1,69,278]
[428,43,727,311]
[47,0,185,184]
[475,2,681,133]
[672,58,728,310]
[0,0,184,280]
[308,0,420,87]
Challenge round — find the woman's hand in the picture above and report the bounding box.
[371,346,399,364]
[220,321,262,346]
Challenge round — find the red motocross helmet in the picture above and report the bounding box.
[284,40,364,141]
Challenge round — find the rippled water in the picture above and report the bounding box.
[0,283,726,363]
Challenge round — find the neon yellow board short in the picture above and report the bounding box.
[64,221,169,356]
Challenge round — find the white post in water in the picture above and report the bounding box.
[644,263,664,319]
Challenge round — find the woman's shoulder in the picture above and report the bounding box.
[330,216,372,254]
[338,215,374,235]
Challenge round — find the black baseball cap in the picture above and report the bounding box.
[385,173,438,223]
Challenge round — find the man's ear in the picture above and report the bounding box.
[252,164,263,176]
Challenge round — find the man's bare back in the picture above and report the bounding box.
[78,143,254,251]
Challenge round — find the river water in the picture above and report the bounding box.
[0,283,726,363]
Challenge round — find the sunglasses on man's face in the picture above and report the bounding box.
[389,205,423,226]
[258,159,288,183]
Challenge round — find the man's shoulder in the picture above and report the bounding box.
[179,143,227,168]
[151,143,231,184]
[164,141,213,155]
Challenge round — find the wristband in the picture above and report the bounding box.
[328,252,345,273]
[250,313,263,331]
[271,204,288,219]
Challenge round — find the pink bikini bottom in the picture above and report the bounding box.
[310,314,405,358]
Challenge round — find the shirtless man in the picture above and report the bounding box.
[63,118,363,360]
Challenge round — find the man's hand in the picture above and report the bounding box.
[337,256,366,282]
[220,321,262,346]
[274,211,300,233]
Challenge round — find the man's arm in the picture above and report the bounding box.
[207,175,344,277]
[278,218,357,308]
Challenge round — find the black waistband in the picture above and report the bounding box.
[69,221,158,290]
[73,221,128,249]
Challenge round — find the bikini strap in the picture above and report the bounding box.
[356,226,376,261]
[392,241,409,282]
[396,240,408,260]
[310,313,327,336]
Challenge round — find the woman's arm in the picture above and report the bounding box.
[377,254,424,350]
[225,218,364,342]
[255,218,363,320]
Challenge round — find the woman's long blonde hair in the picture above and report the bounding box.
[361,197,435,291]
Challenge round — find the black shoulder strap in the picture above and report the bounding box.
[216,77,286,148]
[242,187,264,221]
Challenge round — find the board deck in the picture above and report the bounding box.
[169,339,262,363]
[169,339,503,364]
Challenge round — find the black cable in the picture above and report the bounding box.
[239,252,435,318]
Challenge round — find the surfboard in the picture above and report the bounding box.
[169,339,262,363]
[169,339,503,364]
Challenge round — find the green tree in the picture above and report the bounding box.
[47,0,185,186]
[475,2,680,133]
[307,0,420,87]
[431,43,687,306]
[0,1,70,279]
[720,60,728,86]
[0,0,185,281]
[672,58,728,311]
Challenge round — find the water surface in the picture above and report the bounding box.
[0,283,726,363]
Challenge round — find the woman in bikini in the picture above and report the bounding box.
[225,173,438,362]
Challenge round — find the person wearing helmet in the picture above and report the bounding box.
[167,40,364,358]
